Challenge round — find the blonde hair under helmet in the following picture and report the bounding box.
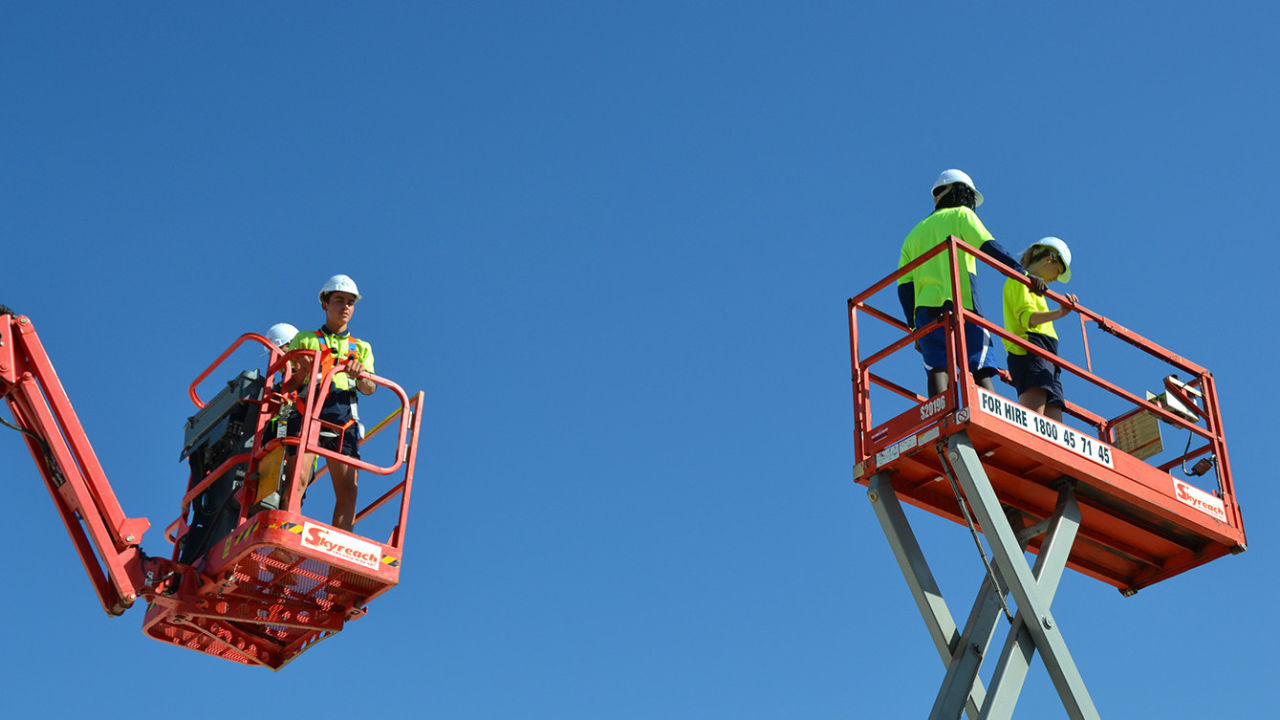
[1025,237,1072,283]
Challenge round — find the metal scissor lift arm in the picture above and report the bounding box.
[868,432,1101,720]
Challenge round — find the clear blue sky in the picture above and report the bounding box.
[2,3,1274,718]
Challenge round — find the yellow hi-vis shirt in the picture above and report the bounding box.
[897,206,995,310]
[288,329,374,391]
[1002,277,1058,355]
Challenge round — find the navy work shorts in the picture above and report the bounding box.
[286,409,361,460]
[914,306,998,379]
[1007,351,1064,409]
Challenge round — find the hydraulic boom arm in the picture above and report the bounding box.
[1,309,154,615]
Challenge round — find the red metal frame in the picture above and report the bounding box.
[188,332,288,409]
[848,238,1245,594]
[0,313,154,614]
[1,312,425,668]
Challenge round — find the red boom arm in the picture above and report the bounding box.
[0,310,157,615]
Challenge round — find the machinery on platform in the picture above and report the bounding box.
[0,307,424,670]
[847,237,1245,719]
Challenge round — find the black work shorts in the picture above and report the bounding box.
[1007,351,1064,409]
[286,411,361,460]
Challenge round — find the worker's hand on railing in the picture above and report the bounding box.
[1053,293,1079,321]
[1028,274,1048,295]
[342,358,376,395]
[344,357,367,379]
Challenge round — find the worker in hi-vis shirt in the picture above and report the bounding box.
[898,169,1046,397]
[283,274,375,531]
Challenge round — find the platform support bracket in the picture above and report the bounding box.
[866,430,1101,720]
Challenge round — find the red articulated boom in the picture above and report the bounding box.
[0,307,424,669]
[0,309,152,615]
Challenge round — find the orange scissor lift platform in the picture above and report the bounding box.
[847,237,1244,718]
[854,388,1243,594]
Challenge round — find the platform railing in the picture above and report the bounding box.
[257,344,419,547]
[169,333,421,559]
[187,332,287,409]
[288,357,413,476]
[847,236,1238,529]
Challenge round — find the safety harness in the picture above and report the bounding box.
[295,329,363,432]
[313,329,362,383]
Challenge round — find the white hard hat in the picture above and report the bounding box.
[1025,237,1072,283]
[265,322,299,348]
[932,169,984,208]
[319,274,361,302]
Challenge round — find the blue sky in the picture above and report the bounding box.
[2,3,1274,718]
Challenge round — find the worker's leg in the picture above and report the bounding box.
[927,369,949,397]
[919,307,999,398]
[281,411,319,511]
[281,451,316,511]
[1013,354,1065,421]
[1018,388,1049,415]
[329,462,358,531]
[1044,402,1065,422]
[930,368,997,396]
[329,422,362,531]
